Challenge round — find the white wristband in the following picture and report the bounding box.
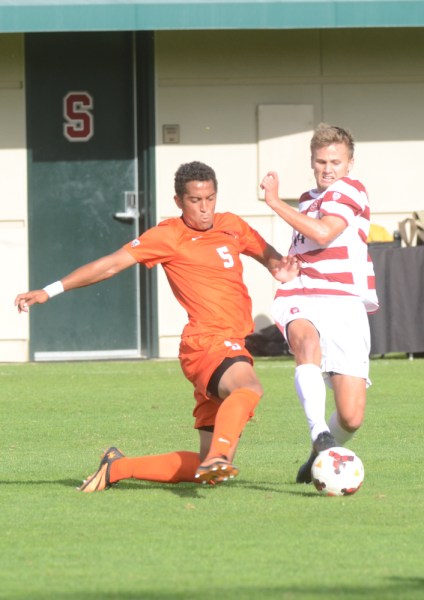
[43,281,65,298]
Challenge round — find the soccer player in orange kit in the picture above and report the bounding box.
[15,161,298,492]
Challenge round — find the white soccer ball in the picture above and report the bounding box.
[311,447,364,497]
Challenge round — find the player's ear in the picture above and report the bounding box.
[174,194,183,209]
[347,157,355,173]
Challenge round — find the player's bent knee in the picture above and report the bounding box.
[338,413,363,432]
[250,383,264,399]
[240,386,262,409]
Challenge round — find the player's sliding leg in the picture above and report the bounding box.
[78,448,200,493]
[195,387,260,484]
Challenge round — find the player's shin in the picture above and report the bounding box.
[109,451,200,484]
[206,387,260,459]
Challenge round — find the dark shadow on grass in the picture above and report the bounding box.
[85,479,318,499]
[389,576,424,588]
[195,479,319,497]
[111,479,319,499]
[8,578,424,600]
[3,478,317,498]
[1,479,82,487]
[116,480,208,499]
[3,478,224,499]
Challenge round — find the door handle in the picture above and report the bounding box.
[113,191,140,223]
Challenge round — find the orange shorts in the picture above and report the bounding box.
[178,333,253,429]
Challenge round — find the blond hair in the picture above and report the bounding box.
[311,123,355,158]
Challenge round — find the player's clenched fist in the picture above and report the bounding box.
[260,171,281,209]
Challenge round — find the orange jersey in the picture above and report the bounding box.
[123,212,268,339]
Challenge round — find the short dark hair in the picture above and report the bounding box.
[174,161,218,198]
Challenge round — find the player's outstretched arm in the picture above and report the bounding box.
[15,248,137,313]
[253,243,299,283]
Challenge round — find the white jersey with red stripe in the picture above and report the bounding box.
[275,176,379,313]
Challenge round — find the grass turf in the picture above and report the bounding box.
[1,356,423,600]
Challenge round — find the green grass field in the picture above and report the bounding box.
[1,356,423,600]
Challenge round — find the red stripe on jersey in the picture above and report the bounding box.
[343,177,367,193]
[301,267,354,284]
[299,191,311,203]
[368,275,376,289]
[297,246,349,262]
[275,287,355,299]
[358,229,367,243]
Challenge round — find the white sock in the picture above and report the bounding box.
[295,364,329,443]
[328,411,354,445]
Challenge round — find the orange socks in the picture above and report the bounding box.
[108,389,261,484]
[206,387,261,459]
[109,451,200,484]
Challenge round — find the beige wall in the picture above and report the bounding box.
[2,28,424,360]
[0,34,28,362]
[156,28,424,221]
[155,28,424,355]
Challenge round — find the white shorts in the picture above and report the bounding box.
[272,295,371,386]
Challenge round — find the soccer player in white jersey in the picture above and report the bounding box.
[260,123,379,483]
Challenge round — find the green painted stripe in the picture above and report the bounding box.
[1,1,424,32]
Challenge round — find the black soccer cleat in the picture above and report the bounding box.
[313,431,337,454]
[296,450,317,484]
[78,446,125,493]
[296,431,337,484]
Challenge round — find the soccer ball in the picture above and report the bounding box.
[311,447,364,496]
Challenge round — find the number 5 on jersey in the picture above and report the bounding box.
[216,246,234,268]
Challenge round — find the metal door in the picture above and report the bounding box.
[25,32,146,360]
